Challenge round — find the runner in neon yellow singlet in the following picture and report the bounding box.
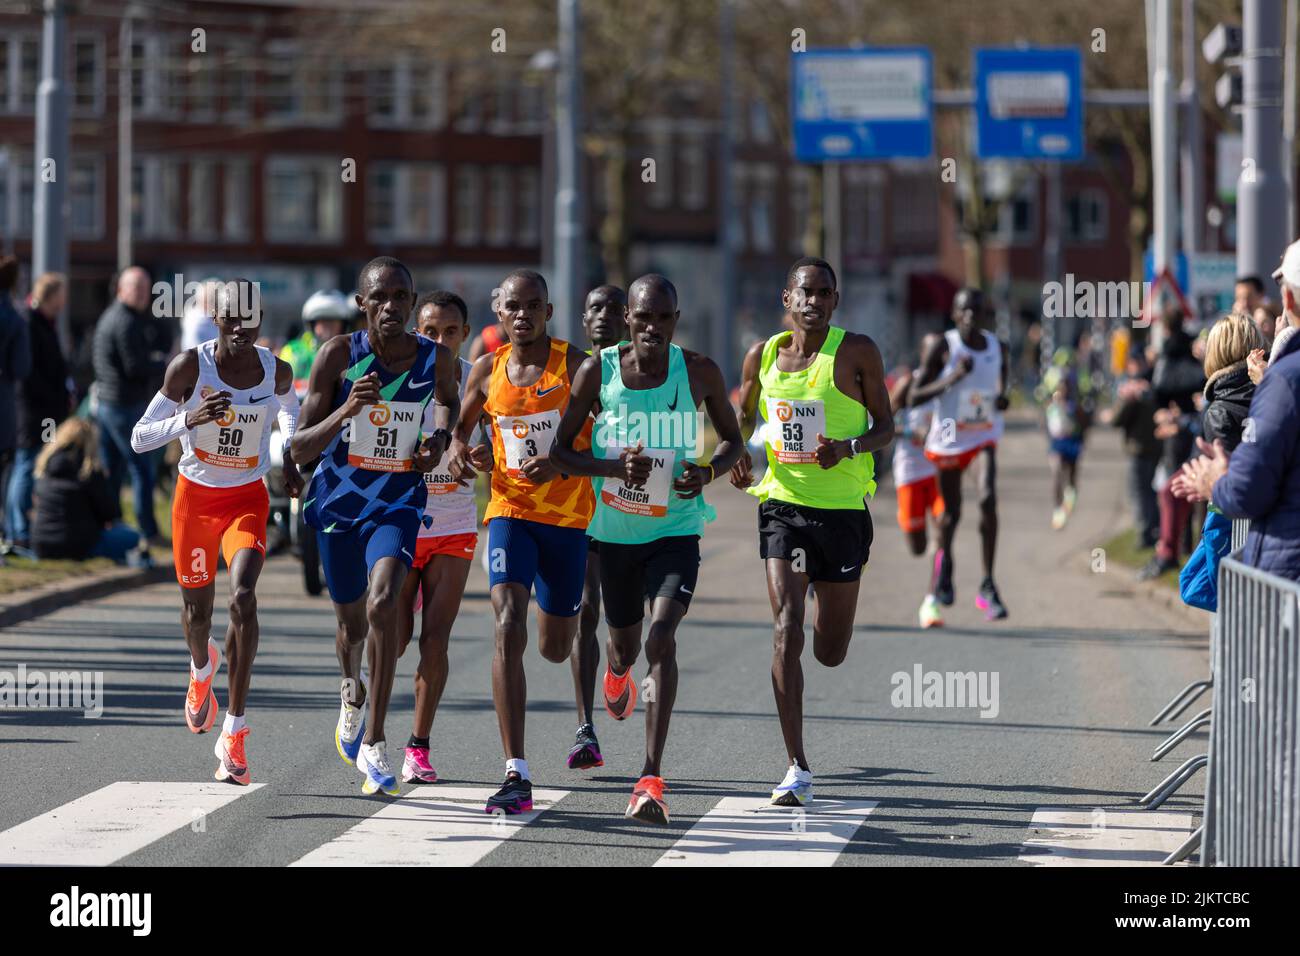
[731,256,895,807]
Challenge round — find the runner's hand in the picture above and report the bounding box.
[412,432,447,473]
[446,437,471,481]
[282,460,305,498]
[814,432,849,469]
[616,442,652,485]
[995,394,1010,411]
[520,455,560,483]
[730,449,754,488]
[342,373,381,418]
[469,442,494,473]
[674,460,710,499]
[185,390,232,428]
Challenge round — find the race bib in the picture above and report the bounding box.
[423,457,463,496]
[601,448,676,517]
[766,397,826,463]
[958,389,993,430]
[498,410,561,476]
[348,401,424,472]
[194,404,268,470]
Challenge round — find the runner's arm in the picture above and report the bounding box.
[129,351,202,453]
[551,353,613,478]
[889,369,912,415]
[996,338,1011,410]
[451,352,491,445]
[841,335,895,455]
[907,334,959,404]
[735,339,765,440]
[272,357,300,450]
[289,335,360,463]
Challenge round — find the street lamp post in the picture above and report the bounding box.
[32,0,70,347]
[553,0,584,344]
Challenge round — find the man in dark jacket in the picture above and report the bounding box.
[0,256,33,545]
[1110,355,1162,548]
[1178,249,1300,581]
[6,273,72,547]
[92,266,170,541]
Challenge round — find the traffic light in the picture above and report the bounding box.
[1204,22,1244,110]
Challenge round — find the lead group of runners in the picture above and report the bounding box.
[133,254,1008,823]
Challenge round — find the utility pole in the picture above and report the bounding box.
[1285,0,1297,238]
[716,0,737,384]
[1238,0,1288,280]
[822,163,842,287]
[1181,0,1204,253]
[552,0,584,344]
[117,7,136,275]
[33,0,70,346]
[1150,0,1179,275]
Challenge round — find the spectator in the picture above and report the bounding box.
[1252,302,1279,349]
[1139,308,1206,579]
[91,266,169,542]
[180,277,220,351]
[0,255,33,545]
[1199,313,1262,452]
[1108,353,1162,549]
[6,272,72,548]
[30,417,142,564]
[1176,243,1300,580]
[1233,274,1266,316]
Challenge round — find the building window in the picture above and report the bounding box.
[186,53,218,120]
[70,156,104,239]
[73,34,105,115]
[367,56,446,129]
[129,34,171,118]
[410,60,446,127]
[993,179,1037,245]
[892,171,939,245]
[1066,188,1108,243]
[264,45,341,125]
[680,133,707,211]
[453,82,483,132]
[221,43,251,118]
[368,65,398,123]
[0,151,35,237]
[0,35,40,114]
[189,158,218,239]
[516,167,540,246]
[264,156,342,242]
[487,72,513,134]
[486,166,512,246]
[131,156,183,239]
[222,159,250,241]
[454,167,482,245]
[367,162,446,243]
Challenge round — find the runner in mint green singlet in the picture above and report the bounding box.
[553,273,743,825]
[730,256,895,808]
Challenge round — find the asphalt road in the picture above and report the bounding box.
[0,416,1210,866]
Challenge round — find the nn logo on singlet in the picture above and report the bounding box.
[773,401,818,423]
[511,418,553,438]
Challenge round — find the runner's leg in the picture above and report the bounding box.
[572,546,601,723]
[933,467,963,596]
[411,554,467,737]
[363,555,408,747]
[766,557,810,771]
[492,582,532,758]
[810,579,860,669]
[639,596,685,778]
[223,547,265,717]
[975,444,998,580]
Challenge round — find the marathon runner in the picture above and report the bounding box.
[908,287,1010,621]
[281,290,355,397]
[566,284,628,772]
[395,290,492,784]
[552,274,742,823]
[730,257,894,807]
[889,336,947,628]
[292,257,460,796]
[446,269,594,815]
[130,279,303,785]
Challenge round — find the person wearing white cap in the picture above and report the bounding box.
[1266,241,1300,367]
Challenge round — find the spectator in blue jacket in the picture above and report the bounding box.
[1176,242,1300,580]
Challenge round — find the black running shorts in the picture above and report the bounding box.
[596,535,701,628]
[757,499,873,583]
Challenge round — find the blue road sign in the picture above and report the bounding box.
[974,48,1083,160]
[792,48,932,161]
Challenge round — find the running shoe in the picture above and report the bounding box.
[401,746,439,784]
[213,726,250,786]
[335,675,367,765]
[918,594,944,629]
[1051,506,1068,530]
[1063,485,1077,515]
[485,772,533,815]
[933,549,955,606]
[184,638,221,734]
[357,740,400,796]
[771,763,813,807]
[976,578,1009,620]
[603,666,637,721]
[625,775,669,825]
[566,723,604,770]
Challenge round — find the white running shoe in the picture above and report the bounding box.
[919,594,944,629]
[357,740,399,796]
[771,763,813,807]
[334,675,367,766]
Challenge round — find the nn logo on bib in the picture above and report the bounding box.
[774,401,816,422]
[511,419,552,438]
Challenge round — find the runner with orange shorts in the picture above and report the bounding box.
[394,290,493,784]
[131,279,303,785]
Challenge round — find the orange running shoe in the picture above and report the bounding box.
[625,775,669,825]
[214,726,250,785]
[603,665,637,721]
[184,639,220,734]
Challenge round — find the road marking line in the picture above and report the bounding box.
[1020,808,1196,866]
[653,797,877,867]
[0,781,263,867]
[289,786,569,867]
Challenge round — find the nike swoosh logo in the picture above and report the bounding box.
[537,383,562,397]
[840,565,855,573]
[249,394,271,403]
[409,379,432,389]
[401,548,413,559]
[325,522,338,532]
[667,386,678,411]
[679,585,692,594]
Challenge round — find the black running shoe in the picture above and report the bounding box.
[566,723,603,770]
[485,772,533,815]
[976,578,1008,620]
[933,549,955,606]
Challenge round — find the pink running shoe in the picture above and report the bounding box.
[401,746,439,784]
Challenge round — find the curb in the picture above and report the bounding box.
[0,564,174,630]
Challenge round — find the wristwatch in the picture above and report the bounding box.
[848,438,862,458]
[429,428,452,449]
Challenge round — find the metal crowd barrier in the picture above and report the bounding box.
[1203,540,1300,866]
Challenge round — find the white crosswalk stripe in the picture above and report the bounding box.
[289,786,569,866]
[654,797,878,867]
[1019,808,1196,866]
[0,781,263,867]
